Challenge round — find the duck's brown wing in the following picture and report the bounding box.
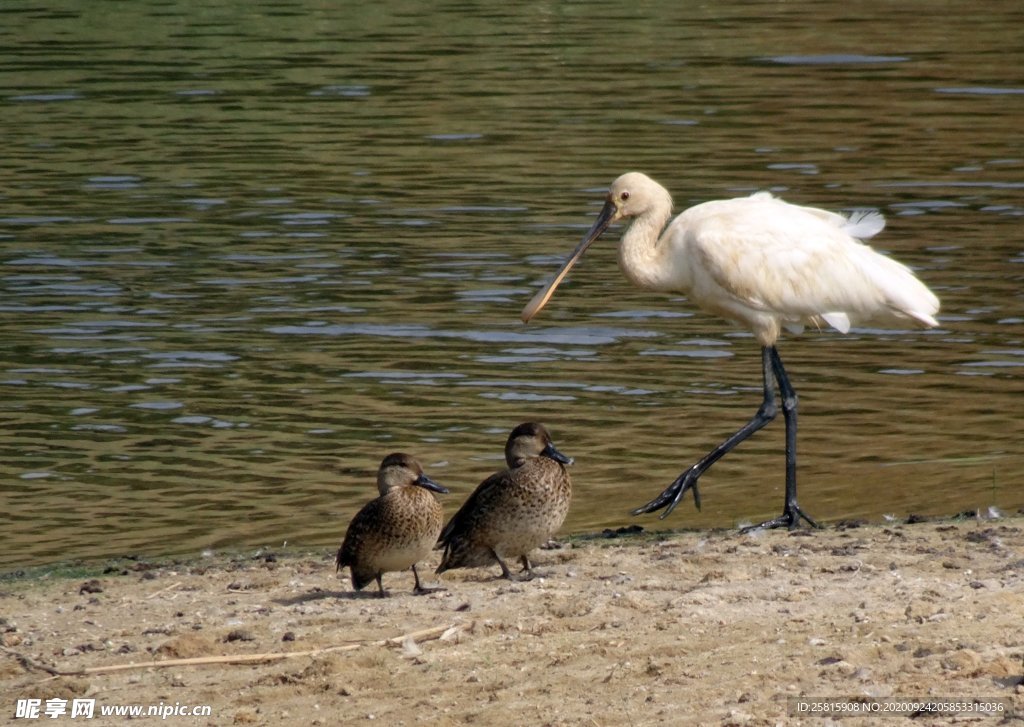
[336,498,384,571]
[437,470,505,546]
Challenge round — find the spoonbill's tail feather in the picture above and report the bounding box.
[877,257,940,328]
[843,209,885,240]
[906,308,940,329]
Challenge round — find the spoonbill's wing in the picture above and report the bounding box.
[681,195,937,331]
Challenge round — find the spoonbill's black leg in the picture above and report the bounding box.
[742,347,819,531]
[632,347,779,518]
[632,345,819,530]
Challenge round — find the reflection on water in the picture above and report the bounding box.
[2,0,1023,569]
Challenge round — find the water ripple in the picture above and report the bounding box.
[760,54,909,65]
[266,322,659,346]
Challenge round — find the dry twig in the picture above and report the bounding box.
[145,581,182,599]
[3,623,459,678]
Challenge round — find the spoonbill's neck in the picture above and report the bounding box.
[618,204,676,290]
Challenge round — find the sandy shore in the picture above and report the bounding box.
[2,516,1022,726]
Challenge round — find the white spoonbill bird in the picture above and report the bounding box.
[521,172,940,530]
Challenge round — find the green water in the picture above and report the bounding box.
[2,0,1023,569]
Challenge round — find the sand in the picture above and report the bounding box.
[2,516,1022,726]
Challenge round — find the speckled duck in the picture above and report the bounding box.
[436,423,572,580]
[336,453,448,597]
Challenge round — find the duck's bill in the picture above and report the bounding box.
[521,199,617,323]
[542,441,574,466]
[416,474,450,494]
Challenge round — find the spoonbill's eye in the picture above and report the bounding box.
[620,191,630,201]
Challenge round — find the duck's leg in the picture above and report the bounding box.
[490,550,537,581]
[491,549,514,579]
[516,555,539,580]
[743,347,819,531]
[374,573,387,598]
[411,564,445,595]
[632,346,779,518]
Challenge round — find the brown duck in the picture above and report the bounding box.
[436,423,573,580]
[336,453,448,597]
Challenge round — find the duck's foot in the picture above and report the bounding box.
[499,572,535,582]
[411,564,447,594]
[490,553,538,581]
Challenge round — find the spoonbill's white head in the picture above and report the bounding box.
[521,172,671,322]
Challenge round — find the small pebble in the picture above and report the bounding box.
[79,580,103,595]
[224,629,255,643]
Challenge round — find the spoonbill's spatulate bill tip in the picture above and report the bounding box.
[521,282,552,323]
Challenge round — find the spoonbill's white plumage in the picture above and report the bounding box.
[522,172,939,530]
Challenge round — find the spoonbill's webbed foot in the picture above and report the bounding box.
[741,502,820,532]
[630,464,703,518]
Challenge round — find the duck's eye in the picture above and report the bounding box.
[620,191,630,201]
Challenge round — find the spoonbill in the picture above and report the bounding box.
[521,172,939,530]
